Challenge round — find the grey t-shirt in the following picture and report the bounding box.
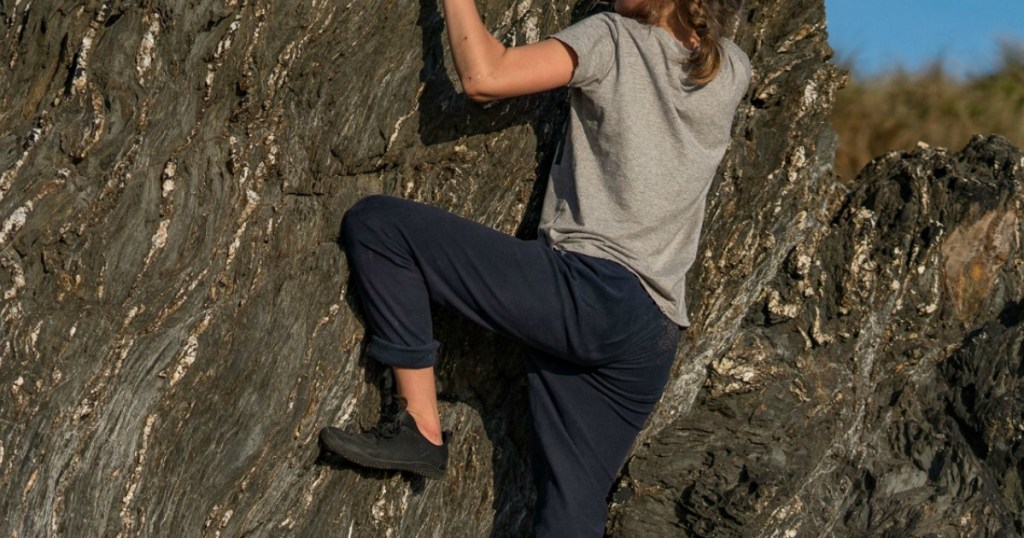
[542,12,751,327]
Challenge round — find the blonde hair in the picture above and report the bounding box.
[645,0,743,85]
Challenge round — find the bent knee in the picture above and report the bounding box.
[342,195,397,246]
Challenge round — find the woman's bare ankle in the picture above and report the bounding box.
[392,365,444,445]
[406,409,443,446]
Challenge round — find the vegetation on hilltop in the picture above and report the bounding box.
[831,44,1024,181]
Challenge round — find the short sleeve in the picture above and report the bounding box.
[551,13,617,88]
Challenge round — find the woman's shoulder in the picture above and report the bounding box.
[717,38,752,83]
[719,39,750,65]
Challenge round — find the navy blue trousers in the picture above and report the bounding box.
[341,195,680,537]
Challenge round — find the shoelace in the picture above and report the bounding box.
[373,398,407,439]
[373,414,402,439]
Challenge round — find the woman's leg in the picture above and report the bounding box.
[330,194,612,477]
[332,194,680,533]
[392,366,442,445]
[527,306,679,536]
[340,194,635,368]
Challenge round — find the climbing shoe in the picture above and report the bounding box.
[319,400,448,479]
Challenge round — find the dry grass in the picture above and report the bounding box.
[830,44,1024,181]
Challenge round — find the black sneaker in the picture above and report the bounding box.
[319,401,448,479]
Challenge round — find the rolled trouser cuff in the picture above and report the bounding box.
[365,336,440,369]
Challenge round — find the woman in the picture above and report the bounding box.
[320,0,750,534]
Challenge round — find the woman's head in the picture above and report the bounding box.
[617,0,744,85]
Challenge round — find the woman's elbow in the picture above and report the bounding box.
[460,76,497,104]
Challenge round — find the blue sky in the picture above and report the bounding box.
[824,0,1024,77]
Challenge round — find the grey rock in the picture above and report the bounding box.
[610,134,1024,537]
[0,0,1021,537]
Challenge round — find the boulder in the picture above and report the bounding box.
[0,0,1020,536]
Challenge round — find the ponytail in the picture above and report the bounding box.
[682,0,723,85]
[647,0,742,86]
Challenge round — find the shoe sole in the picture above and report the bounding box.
[318,428,446,479]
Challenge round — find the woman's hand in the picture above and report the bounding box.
[442,0,577,103]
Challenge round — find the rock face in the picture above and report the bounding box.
[610,134,1024,537]
[0,1,1020,537]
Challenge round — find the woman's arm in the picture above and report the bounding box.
[442,0,577,103]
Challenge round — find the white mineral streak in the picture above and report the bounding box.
[223,189,260,268]
[918,242,944,314]
[71,4,109,95]
[213,510,234,538]
[1,253,26,300]
[205,19,242,99]
[29,321,41,348]
[336,393,360,425]
[266,135,278,166]
[0,121,46,204]
[766,288,800,320]
[795,80,818,122]
[246,6,268,58]
[305,469,327,510]
[21,469,38,499]
[216,20,240,57]
[313,303,342,336]
[112,338,134,380]
[123,306,139,328]
[386,85,424,153]
[136,13,161,83]
[776,22,820,54]
[844,314,886,449]
[811,306,832,346]
[845,208,878,308]
[521,5,540,44]
[143,219,170,267]
[0,339,8,370]
[118,414,156,536]
[89,89,106,138]
[169,313,212,385]
[265,5,334,104]
[494,0,538,46]
[514,0,531,25]
[186,268,208,293]
[0,202,33,248]
[787,146,806,182]
[244,189,260,218]
[162,161,176,198]
[398,487,411,518]
[204,505,222,530]
[48,452,79,535]
[267,42,298,92]
[226,222,247,268]
[9,1,33,67]
[796,254,813,279]
[275,469,329,529]
[371,484,389,521]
